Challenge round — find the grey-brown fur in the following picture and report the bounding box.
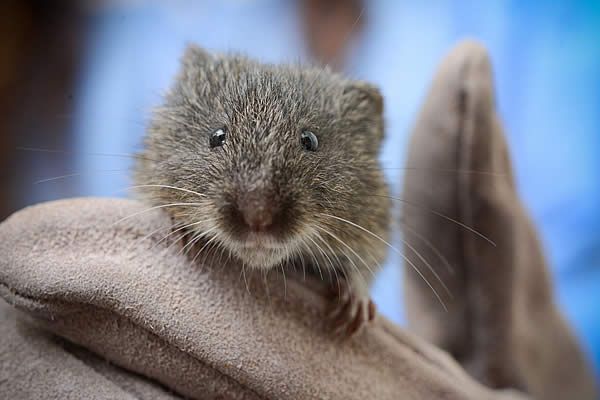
[134,45,391,333]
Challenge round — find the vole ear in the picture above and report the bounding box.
[342,81,384,117]
[172,44,214,101]
[341,81,384,143]
[181,43,212,70]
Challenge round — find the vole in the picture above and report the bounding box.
[133,44,391,335]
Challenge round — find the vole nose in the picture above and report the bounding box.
[242,207,273,232]
[237,191,277,232]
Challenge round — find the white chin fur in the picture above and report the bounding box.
[231,246,288,269]
[209,227,303,270]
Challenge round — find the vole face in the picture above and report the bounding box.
[135,45,390,270]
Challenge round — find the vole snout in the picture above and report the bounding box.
[237,189,279,233]
[222,184,294,239]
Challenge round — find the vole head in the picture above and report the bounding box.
[135,45,390,270]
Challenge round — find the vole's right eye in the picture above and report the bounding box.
[300,130,318,152]
[209,128,227,148]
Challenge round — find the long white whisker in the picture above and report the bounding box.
[197,235,221,265]
[313,231,342,292]
[321,212,446,287]
[112,202,205,226]
[280,262,287,299]
[399,236,452,298]
[297,244,307,281]
[126,184,207,199]
[127,219,196,251]
[300,235,324,281]
[319,213,448,311]
[16,146,155,161]
[306,235,335,282]
[124,223,177,254]
[371,195,496,246]
[401,223,454,274]
[315,223,375,280]
[34,169,127,184]
[333,216,452,297]
[179,226,217,256]
[165,230,194,252]
[315,225,370,288]
[191,233,220,265]
[241,264,251,295]
[154,218,217,249]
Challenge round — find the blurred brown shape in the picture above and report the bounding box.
[0,0,85,219]
[300,0,365,70]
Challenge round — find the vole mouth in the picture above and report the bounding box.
[214,199,299,268]
[214,229,296,269]
[240,232,283,249]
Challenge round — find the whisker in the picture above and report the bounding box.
[179,226,217,256]
[327,248,353,296]
[319,213,448,311]
[280,262,287,299]
[16,146,157,162]
[166,229,194,252]
[332,214,452,297]
[241,264,251,295]
[314,225,371,287]
[297,244,307,281]
[216,241,229,266]
[125,184,208,199]
[112,202,205,226]
[208,236,222,256]
[262,269,273,309]
[34,169,128,184]
[378,166,505,176]
[306,235,335,282]
[313,231,343,292]
[196,235,221,265]
[154,219,217,249]
[304,236,325,281]
[316,217,377,281]
[127,220,197,250]
[191,233,220,265]
[348,5,365,37]
[177,231,202,256]
[370,195,496,246]
[363,247,383,273]
[286,250,299,275]
[401,223,454,274]
[124,223,177,254]
[313,230,343,270]
[398,236,452,298]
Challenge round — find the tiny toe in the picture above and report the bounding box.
[346,307,365,336]
[368,299,377,322]
[332,299,352,323]
[332,297,372,337]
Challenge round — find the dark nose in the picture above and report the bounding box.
[237,191,277,232]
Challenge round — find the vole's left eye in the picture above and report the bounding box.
[210,128,227,148]
[300,130,318,152]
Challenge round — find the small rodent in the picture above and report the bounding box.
[134,44,391,335]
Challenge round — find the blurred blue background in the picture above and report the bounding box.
[10,0,599,383]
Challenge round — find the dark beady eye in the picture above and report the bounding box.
[210,128,227,148]
[300,130,318,152]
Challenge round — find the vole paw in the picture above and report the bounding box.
[328,284,376,337]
